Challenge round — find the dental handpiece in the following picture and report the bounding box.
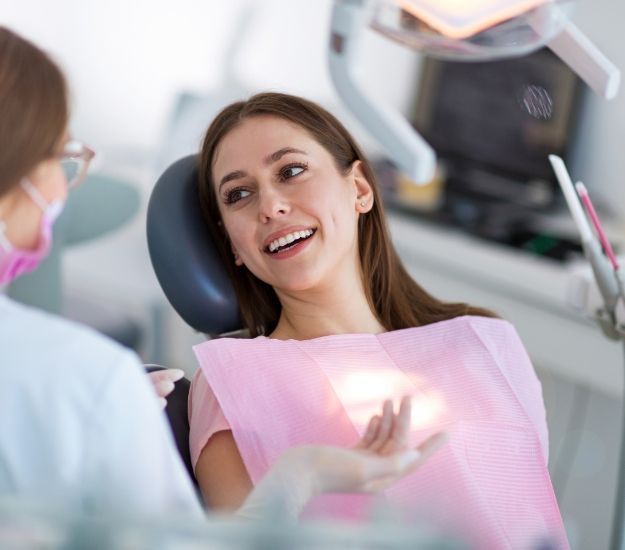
[549,155,620,317]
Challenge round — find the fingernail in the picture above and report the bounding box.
[158,397,168,410]
[155,380,175,395]
[397,449,421,469]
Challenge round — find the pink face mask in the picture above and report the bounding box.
[0,179,65,285]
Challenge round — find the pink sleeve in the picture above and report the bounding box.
[188,368,231,472]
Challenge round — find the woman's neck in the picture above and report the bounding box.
[269,270,386,341]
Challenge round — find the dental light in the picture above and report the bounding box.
[329,0,621,183]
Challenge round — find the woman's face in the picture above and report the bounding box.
[0,132,69,250]
[212,115,373,293]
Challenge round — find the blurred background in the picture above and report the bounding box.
[1,1,624,547]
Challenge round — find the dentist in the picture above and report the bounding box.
[0,26,204,517]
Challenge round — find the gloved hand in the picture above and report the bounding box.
[145,366,185,409]
[236,396,448,521]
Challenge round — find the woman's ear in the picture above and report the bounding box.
[351,160,374,213]
[231,245,243,266]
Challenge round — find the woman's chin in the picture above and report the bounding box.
[272,274,325,294]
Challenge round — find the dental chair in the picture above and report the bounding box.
[147,155,240,336]
[146,155,242,490]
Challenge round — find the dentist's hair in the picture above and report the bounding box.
[199,92,495,336]
[0,27,68,196]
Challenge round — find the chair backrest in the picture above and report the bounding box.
[146,155,241,335]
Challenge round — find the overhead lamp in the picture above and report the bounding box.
[329,0,621,183]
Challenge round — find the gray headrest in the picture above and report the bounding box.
[146,155,241,335]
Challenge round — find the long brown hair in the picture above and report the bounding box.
[0,27,68,197]
[198,92,495,336]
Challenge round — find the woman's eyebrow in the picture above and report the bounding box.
[219,148,307,191]
[263,147,306,165]
[219,170,246,190]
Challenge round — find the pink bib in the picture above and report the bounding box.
[193,316,568,549]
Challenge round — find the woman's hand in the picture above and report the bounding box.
[355,395,414,454]
[309,396,447,494]
[236,397,448,521]
[146,368,185,409]
[305,431,447,495]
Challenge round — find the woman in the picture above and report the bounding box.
[190,92,569,548]
[0,27,441,523]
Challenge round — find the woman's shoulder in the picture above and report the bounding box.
[193,334,272,354]
[445,314,527,363]
[193,335,279,373]
[439,314,520,351]
[452,314,514,334]
[384,314,515,342]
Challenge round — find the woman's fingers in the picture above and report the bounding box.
[355,415,381,449]
[358,396,438,457]
[368,399,394,452]
[366,396,411,454]
[390,396,411,446]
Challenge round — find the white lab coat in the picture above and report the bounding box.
[0,294,203,519]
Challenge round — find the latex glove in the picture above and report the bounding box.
[236,396,448,521]
[145,367,185,409]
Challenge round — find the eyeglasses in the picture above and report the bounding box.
[60,140,95,189]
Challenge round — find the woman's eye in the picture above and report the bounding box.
[224,188,251,204]
[280,163,307,180]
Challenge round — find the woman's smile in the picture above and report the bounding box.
[264,227,317,259]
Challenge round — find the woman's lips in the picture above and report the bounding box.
[265,229,316,260]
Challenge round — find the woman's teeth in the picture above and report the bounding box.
[268,229,314,253]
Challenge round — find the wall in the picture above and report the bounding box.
[3,1,621,216]
[0,0,420,165]
[566,0,625,220]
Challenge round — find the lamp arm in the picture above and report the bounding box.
[545,18,621,100]
[329,0,436,183]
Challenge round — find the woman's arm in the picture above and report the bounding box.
[195,430,253,511]
[194,397,409,510]
[195,397,447,516]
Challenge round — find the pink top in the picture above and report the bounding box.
[188,369,231,470]
[190,316,568,549]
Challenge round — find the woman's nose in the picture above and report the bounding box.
[257,187,290,222]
